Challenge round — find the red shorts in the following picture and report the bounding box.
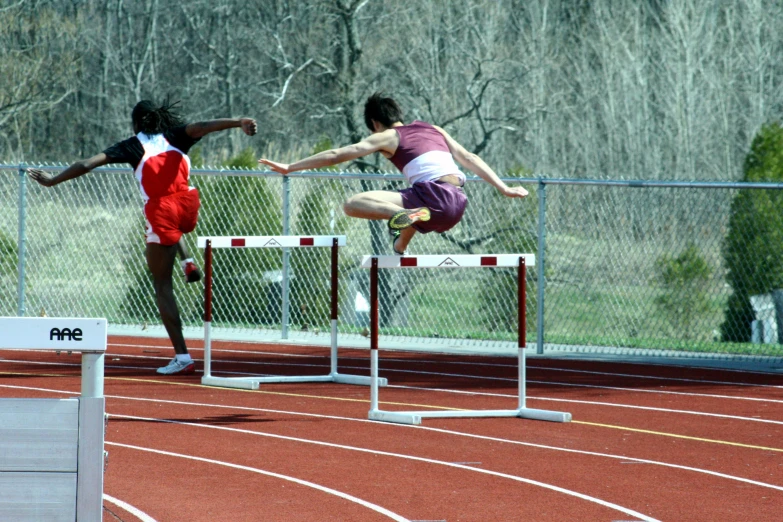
[144,189,200,245]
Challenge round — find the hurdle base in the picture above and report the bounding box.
[201,373,387,390]
[368,408,571,425]
[332,373,387,386]
[201,376,260,390]
[518,408,572,423]
[368,409,422,425]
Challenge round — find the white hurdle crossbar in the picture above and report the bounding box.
[361,254,571,425]
[198,235,387,390]
[0,317,107,522]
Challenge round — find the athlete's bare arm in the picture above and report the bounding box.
[185,118,257,139]
[27,153,112,187]
[434,126,528,198]
[259,129,399,175]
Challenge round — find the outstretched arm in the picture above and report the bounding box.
[434,126,528,198]
[185,118,257,139]
[27,153,111,187]
[258,129,397,175]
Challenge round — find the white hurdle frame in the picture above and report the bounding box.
[0,317,107,522]
[361,254,571,425]
[198,235,387,390]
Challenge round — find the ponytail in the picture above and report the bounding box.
[131,98,186,135]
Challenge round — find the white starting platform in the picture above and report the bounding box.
[0,317,107,522]
[361,254,571,425]
[198,235,386,390]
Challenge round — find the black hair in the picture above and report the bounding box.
[363,92,404,131]
[131,99,186,135]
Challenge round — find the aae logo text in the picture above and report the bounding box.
[50,328,83,341]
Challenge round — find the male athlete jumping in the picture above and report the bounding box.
[259,92,528,254]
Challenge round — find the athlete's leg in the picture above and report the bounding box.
[176,237,191,260]
[393,227,417,254]
[146,242,188,355]
[176,237,202,283]
[343,190,404,220]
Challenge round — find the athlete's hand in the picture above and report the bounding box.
[240,118,257,136]
[27,168,56,187]
[503,186,529,198]
[258,159,290,175]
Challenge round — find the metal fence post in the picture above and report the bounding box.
[17,163,27,317]
[536,179,546,354]
[281,175,291,339]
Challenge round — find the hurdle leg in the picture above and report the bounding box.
[330,239,386,386]
[330,239,338,376]
[368,340,408,422]
[367,258,410,422]
[202,240,213,380]
[518,257,526,410]
[515,257,571,423]
[330,318,338,376]
[330,321,381,385]
[518,346,526,410]
[203,322,212,378]
[369,257,380,413]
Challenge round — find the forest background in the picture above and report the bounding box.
[2,0,782,180]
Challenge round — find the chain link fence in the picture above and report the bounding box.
[2,164,783,362]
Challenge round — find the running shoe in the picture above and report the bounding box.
[156,358,195,375]
[388,207,431,230]
[389,229,406,255]
[182,261,202,283]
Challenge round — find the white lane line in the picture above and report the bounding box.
[103,494,158,522]
[109,401,783,494]
[348,365,783,404]
[8,343,783,393]
[109,414,660,522]
[2,358,783,425]
[386,385,783,425]
[523,365,783,389]
[107,342,783,385]
[201,359,782,405]
[12,355,781,416]
[84,352,783,404]
[106,440,410,522]
[1,382,780,493]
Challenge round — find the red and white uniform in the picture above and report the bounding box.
[103,126,201,246]
[134,132,200,245]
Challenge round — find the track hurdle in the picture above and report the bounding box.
[361,255,571,425]
[0,317,107,522]
[199,235,387,390]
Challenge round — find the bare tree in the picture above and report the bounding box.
[0,2,79,160]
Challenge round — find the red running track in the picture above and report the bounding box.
[0,335,781,521]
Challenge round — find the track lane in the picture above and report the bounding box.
[2,338,782,521]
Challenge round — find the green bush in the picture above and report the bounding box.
[287,138,351,328]
[721,122,783,342]
[0,231,17,277]
[193,150,283,326]
[654,243,712,339]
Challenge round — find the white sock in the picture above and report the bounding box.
[181,258,194,270]
[175,353,192,363]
